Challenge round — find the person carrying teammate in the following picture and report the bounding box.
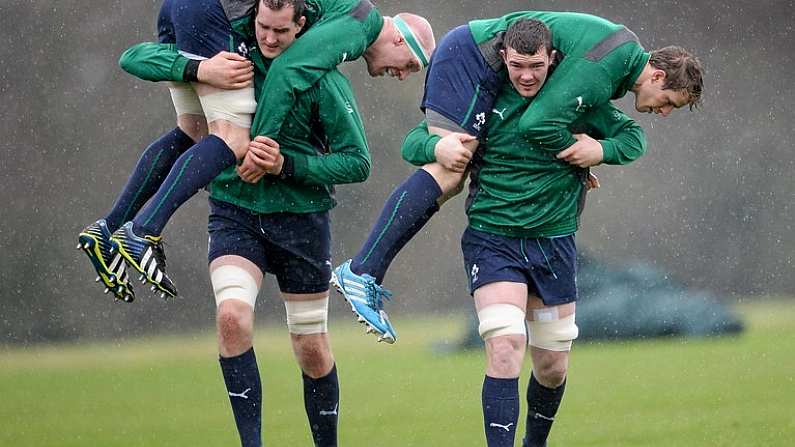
[108,1,426,445]
[78,0,434,302]
[332,11,703,344]
[402,19,700,446]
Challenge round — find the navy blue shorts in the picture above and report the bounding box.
[207,198,332,294]
[421,25,504,138]
[157,0,251,59]
[461,227,577,306]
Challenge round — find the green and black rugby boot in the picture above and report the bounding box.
[77,219,135,302]
[110,222,177,299]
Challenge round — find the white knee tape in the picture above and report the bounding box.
[211,265,259,309]
[168,82,204,116]
[477,304,527,340]
[528,313,579,352]
[285,297,329,335]
[198,87,256,128]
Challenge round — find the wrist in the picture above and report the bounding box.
[184,59,201,82]
[277,154,294,179]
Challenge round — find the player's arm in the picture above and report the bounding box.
[518,59,613,153]
[119,42,253,88]
[283,75,372,185]
[401,121,478,172]
[250,17,368,139]
[559,103,646,167]
[119,42,189,82]
[401,121,441,166]
[588,104,646,165]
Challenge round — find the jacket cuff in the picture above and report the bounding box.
[599,139,618,165]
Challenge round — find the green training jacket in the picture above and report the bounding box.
[402,81,646,238]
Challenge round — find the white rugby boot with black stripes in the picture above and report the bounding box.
[77,219,135,302]
[110,222,177,299]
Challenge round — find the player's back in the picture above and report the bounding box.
[470,11,631,59]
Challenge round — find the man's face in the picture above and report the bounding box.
[501,46,553,98]
[255,4,305,59]
[363,37,422,81]
[634,70,691,117]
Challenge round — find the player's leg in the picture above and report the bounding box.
[77,2,208,301]
[475,282,527,447]
[208,198,268,447]
[284,291,339,447]
[77,94,204,302]
[112,0,256,297]
[333,24,503,341]
[463,227,534,446]
[270,210,339,446]
[520,235,579,447]
[522,303,575,447]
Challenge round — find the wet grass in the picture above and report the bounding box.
[1,301,793,446]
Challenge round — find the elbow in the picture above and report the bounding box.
[358,160,372,182]
[352,155,371,183]
[118,44,141,74]
[400,144,418,166]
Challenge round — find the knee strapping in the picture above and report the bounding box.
[285,297,329,335]
[528,313,578,351]
[211,264,259,309]
[198,87,256,128]
[168,82,204,116]
[477,304,527,340]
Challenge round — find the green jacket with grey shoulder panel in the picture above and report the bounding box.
[469,11,650,153]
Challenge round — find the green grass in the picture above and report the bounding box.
[1,301,794,446]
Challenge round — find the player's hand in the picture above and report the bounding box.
[197,51,254,89]
[557,134,603,168]
[237,152,267,183]
[585,172,600,190]
[247,136,284,175]
[434,133,477,173]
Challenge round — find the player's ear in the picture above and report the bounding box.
[297,15,306,29]
[652,68,667,83]
[499,48,507,63]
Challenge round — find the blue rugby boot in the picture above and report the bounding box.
[77,219,135,302]
[331,260,397,343]
[110,222,177,299]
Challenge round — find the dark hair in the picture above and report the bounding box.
[650,46,704,109]
[257,0,306,23]
[503,19,552,56]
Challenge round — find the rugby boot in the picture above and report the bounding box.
[77,219,135,302]
[110,222,177,299]
[331,260,397,343]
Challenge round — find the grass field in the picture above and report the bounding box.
[1,301,793,446]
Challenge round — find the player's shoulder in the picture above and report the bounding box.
[316,69,352,91]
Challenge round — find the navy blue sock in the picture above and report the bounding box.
[350,169,442,283]
[220,348,262,447]
[104,127,195,232]
[132,134,235,236]
[302,365,339,447]
[522,375,566,447]
[482,376,520,447]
